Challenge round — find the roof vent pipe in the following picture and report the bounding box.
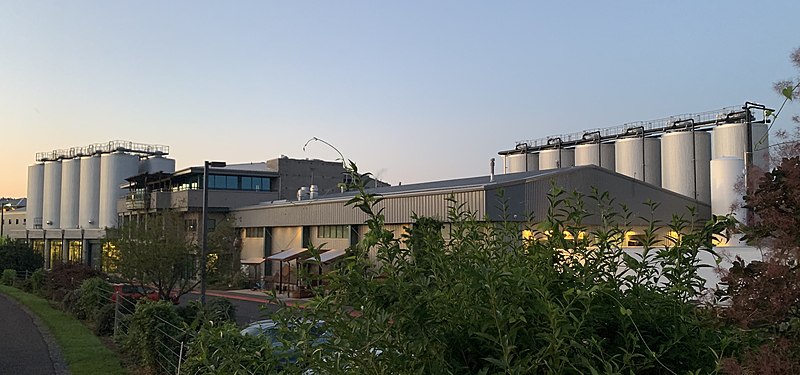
[309,185,319,199]
[490,158,495,182]
[297,186,309,201]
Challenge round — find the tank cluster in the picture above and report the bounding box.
[26,140,176,230]
[499,104,773,245]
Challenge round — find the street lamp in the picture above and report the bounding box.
[201,161,226,305]
[303,137,346,169]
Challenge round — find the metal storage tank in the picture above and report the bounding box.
[99,152,140,229]
[574,143,615,169]
[539,149,575,170]
[660,131,711,203]
[614,137,661,185]
[79,156,101,229]
[59,158,81,229]
[26,163,44,230]
[710,157,746,246]
[711,122,770,172]
[507,153,539,173]
[139,155,176,174]
[42,160,62,229]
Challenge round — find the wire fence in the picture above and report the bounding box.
[90,283,257,375]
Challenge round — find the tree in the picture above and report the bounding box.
[0,238,43,273]
[206,216,243,287]
[106,211,199,301]
[719,46,800,375]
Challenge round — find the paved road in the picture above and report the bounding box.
[180,293,282,326]
[0,294,58,374]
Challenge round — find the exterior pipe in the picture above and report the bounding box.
[547,137,563,168]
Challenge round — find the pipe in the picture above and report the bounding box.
[547,137,563,168]
[490,158,495,182]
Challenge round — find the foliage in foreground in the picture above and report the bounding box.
[0,239,43,273]
[187,163,739,374]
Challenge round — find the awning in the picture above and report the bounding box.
[266,248,311,262]
[305,248,348,265]
[240,257,266,265]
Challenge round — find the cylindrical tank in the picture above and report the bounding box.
[42,161,62,229]
[574,143,615,169]
[711,122,770,172]
[99,152,140,229]
[710,157,746,246]
[539,149,575,170]
[26,163,44,230]
[59,158,81,229]
[614,137,661,185]
[507,153,539,173]
[309,185,319,199]
[139,155,176,174]
[79,156,101,229]
[660,131,711,203]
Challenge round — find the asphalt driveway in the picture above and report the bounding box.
[0,293,61,374]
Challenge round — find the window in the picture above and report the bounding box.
[208,174,272,191]
[208,219,216,232]
[15,219,19,224]
[318,225,348,239]
[245,227,265,238]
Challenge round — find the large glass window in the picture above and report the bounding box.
[208,175,272,191]
[50,241,63,266]
[68,241,82,263]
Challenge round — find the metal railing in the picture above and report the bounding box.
[35,140,170,162]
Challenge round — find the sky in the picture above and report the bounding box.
[1,1,799,197]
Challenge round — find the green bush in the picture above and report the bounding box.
[123,300,183,374]
[14,277,32,292]
[77,277,112,322]
[177,298,237,331]
[61,289,84,319]
[1,269,16,286]
[44,263,104,301]
[30,268,45,294]
[94,303,116,336]
[182,322,281,374]
[268,168,735,374]
[0,240,43,273]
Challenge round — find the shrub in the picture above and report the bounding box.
[44,263,104,301]
[1,269,16,286]
[94,303,116,336]
[182,322,279,374]
[123,300,184,374]
[61,289,84,319]
[78,277,112,322]
[30,268,45,294]
[0,240,43,273]
[14,277,32,292]
[177,298,237,331]
[265,167,734,374]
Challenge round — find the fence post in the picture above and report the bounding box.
[114,291,120,336]
[177,341,184,375]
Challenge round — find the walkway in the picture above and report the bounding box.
[0,294,62,374]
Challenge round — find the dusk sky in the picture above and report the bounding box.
[2,1,798,197]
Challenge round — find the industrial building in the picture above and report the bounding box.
[229,102,771,291]
[8,140,373,270]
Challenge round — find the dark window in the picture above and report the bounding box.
[227,176,238,190]
[241,177,253,190]
[318,225,348,239]
[245,227,265,238]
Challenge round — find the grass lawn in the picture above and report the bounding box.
[0,285,127,375]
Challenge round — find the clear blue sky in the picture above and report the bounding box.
[1,1,798,197]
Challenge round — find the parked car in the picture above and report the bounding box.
[110,283,179,305]
[241,319,329,371]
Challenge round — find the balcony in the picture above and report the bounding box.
[125,192,151,210]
